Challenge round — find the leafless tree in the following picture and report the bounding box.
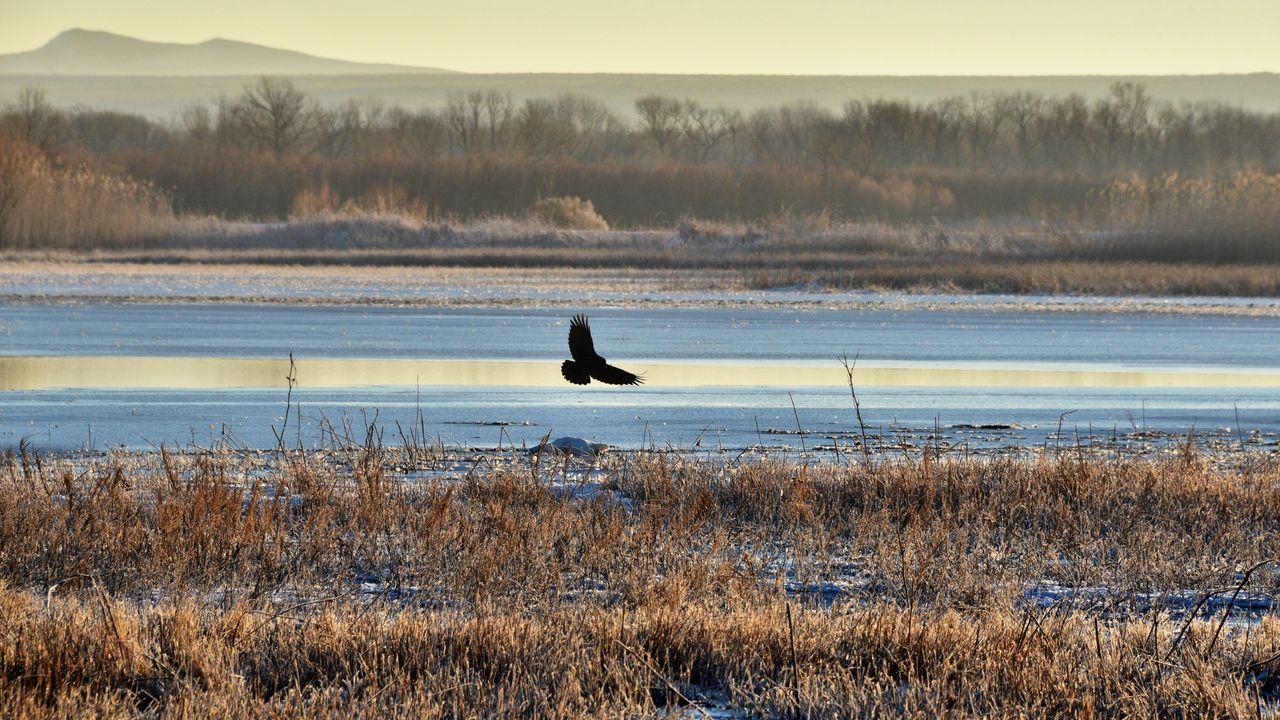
[1036,94,1090,170]
[1,86,66,153]
[745,102,830,165]
[444,90,512,153]
[558,94,621,160]
[211,96,239,147]
[313,99,364,157]
[961,93,1003,166]
[179,103,214,146]
[924,97,965,166]
[683,100,741,161]
[228,77,318,156]
[480,90,513,150]
[634,94,685,155]
[1094,82,1152,170]
[385,106,447,157]
[1200,103,1277,173]
[996,92,1044,169]
[444,91,480,152]
[515,97,574,158]
[67,108,159,153]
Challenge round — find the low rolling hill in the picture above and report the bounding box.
[0,28,456,76]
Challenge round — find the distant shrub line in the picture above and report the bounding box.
[2,80,1279,262]
[119,149,965,224]
[9,79,1280,178]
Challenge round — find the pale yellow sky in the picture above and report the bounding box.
[3,0,1278,75]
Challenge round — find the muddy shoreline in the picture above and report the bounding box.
[4,261,1280,316]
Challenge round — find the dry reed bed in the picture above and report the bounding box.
[5,587,1279,717]
[9,212,1280,297]
[28,253,1280,299]
[0,137,173,251]
[748,260,1280,297]
[9,126,1280,296]
[1,445,1279,716]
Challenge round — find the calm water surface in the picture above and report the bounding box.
[1,302,1277,451]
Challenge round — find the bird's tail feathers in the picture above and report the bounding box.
[561,360,592,385]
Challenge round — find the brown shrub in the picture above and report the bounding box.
[115,150,1064,226]
[288,182,341,219]
[346,183,429,220]
[531,195,609,230]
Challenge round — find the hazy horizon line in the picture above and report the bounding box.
[2,27,1278,78]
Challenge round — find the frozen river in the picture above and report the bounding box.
[1,301,1278,452]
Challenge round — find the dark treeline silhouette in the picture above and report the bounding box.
[2,78,1279,225]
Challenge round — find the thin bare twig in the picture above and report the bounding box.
[839,354,872,469]
[614,639,712,719]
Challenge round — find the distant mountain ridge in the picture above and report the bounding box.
[0,29,458,76]
[3,30,1279,118]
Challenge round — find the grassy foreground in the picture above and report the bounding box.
[1,443,1279,717]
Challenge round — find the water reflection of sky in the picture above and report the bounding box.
[4,267,1280,312]
[1,301,1278,450]
[2,302,1280,368]
[2,383,1277,452]
[3,355,1280,391]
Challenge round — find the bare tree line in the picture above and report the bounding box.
[5,78,1280,229]
[4,78,1279,177]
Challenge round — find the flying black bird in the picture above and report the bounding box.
[560,314,644,386]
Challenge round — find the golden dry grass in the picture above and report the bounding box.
[0,202,1264,297]
[748,259,1280,297]
[1,443,1278,716]
[0,135,174,250]
[531,196,609,231]
[1097,172,1280,236]
[9,248,1280,300]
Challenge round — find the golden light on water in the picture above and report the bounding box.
[2,356,1278,390]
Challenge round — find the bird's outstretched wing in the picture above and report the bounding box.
[560,360,592,385]
[567,314,596,363]
[592,363,644,386]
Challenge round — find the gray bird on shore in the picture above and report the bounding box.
[560,314,644,386]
